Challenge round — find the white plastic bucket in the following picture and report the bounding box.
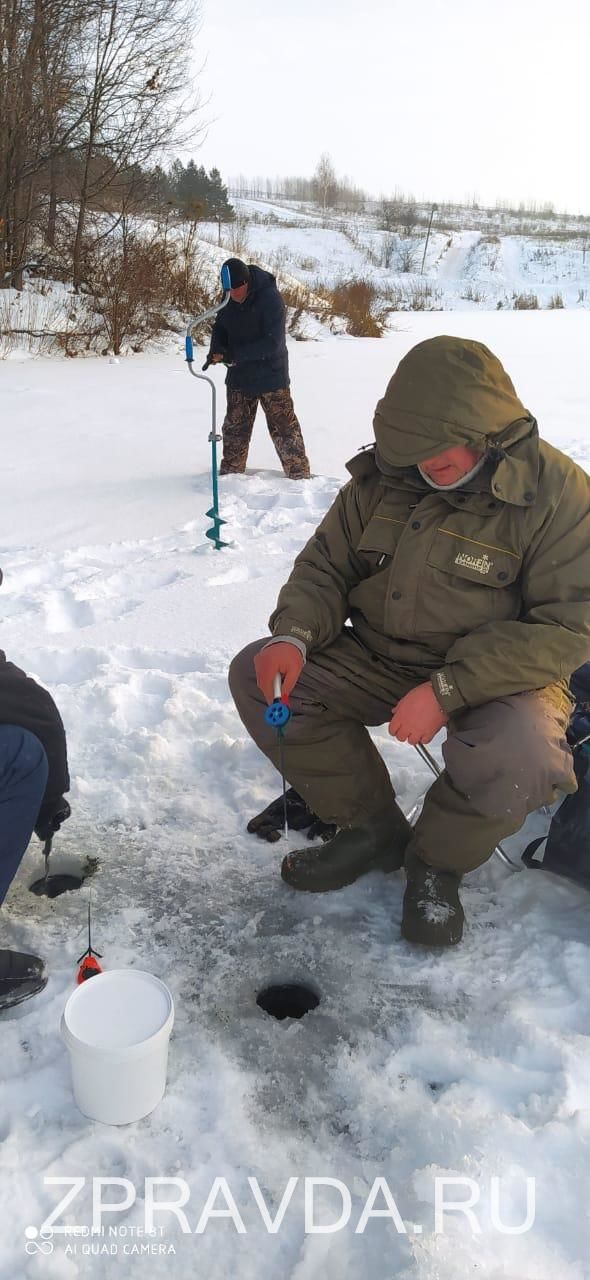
[61,969,174,1125]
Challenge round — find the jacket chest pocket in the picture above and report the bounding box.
[424,530,523,628]
[356,509,408,571]
[349,510,408,627]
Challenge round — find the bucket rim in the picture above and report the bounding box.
[61,968,174,1059]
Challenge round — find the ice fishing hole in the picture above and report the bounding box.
[29,873,84,899]
[256,983,320,1021]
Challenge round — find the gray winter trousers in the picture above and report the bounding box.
[229,633,576,874]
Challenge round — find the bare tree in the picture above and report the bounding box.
[379,200,397,232]
[85,229,171,353]
[401,203,418,236]
[71,0,201,288]
[167,214,213,315]
[396,243,417,273]
[0,0,91,285]
[35,0,88,248]
[381,232,396,268]
[313,152,337,213]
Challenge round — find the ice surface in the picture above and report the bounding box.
[0,313,589,1278]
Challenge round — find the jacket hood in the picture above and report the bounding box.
[373,336,533,467]
[247,265,276,294]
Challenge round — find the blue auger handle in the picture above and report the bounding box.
[185,335,194,362]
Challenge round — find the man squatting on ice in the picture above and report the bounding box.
[0,629,71,1010]
[230,336,590,946]
[206,257,311,479]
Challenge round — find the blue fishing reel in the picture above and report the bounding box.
[265,699,291,728]
[264,675,292,728]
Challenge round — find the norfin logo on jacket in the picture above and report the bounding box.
[436,672,455,697]
[454,551,492,575]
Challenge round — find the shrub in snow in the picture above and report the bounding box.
[513,292,539,310]
[396,243,417,274]
[326,279,384,337]
[84,238,170,354]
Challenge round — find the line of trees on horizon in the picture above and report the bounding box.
[228,154,585,223]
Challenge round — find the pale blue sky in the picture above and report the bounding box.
[193,0,589,212]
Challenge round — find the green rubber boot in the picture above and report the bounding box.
[281,806,411,893]
[401,849,464,946]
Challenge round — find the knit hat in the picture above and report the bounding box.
[221,258,250,289]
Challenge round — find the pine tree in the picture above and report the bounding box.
[207,168,233,221]
[167,159,234,220]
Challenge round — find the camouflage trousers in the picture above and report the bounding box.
[219,388,311,479]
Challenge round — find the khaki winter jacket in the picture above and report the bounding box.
[269,337,590,712]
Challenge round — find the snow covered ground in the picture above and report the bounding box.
[3,198,590,364]
[1,312,589,1279]
[199,197,590,312]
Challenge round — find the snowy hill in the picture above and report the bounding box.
[2,196,590,362]
[196,196,590,313]
[1,311,589,1279]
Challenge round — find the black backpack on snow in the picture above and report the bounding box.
[522,662,590,888]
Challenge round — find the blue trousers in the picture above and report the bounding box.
[0,726,48,906]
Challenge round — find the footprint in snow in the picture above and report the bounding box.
[206,562,253,587]
[44,588,95,633]
[112,671,175,731]
[25,648,110,686]
[116,648,208,674]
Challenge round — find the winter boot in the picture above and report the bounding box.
[0,949,47,1013]
[281,805,412,893]
[401,850,464,946]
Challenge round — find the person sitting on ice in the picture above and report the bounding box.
[229,336,590,947]
[0,635,70,1010]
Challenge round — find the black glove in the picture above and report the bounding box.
[35,796,71,842]
[247,788,336,844]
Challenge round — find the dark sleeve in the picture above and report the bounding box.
[209,315,228,357]
[233,289,285,363]
[0,653,70,803]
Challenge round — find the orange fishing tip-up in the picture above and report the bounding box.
[76,900,103,983]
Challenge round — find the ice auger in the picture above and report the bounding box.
[185,263,233,550]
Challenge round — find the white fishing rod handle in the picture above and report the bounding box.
[273,674,282,701]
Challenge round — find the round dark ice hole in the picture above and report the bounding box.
[29,873,85,899]
[256,983,320,1021]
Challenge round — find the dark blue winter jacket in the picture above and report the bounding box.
[209,266,289,394]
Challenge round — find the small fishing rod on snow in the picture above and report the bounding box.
[185,263,233,550]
